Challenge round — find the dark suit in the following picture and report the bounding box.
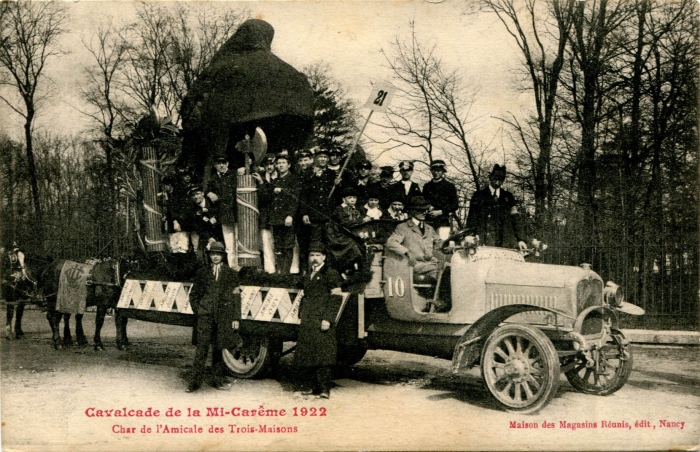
[422,178,459,229]
[189,263,241,386]
[466,186,524,247]
[294,264,343,394]
[207,170,237,224]
[389,180,422,208]
[260,172,300,273]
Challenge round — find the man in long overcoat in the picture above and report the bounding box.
[187,241,241,392]
[465,164,527,250]
[294,243,343,398]
[207,154,238,268]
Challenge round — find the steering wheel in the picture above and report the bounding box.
[440,228,475,253]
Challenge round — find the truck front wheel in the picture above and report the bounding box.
[481,324,560,414]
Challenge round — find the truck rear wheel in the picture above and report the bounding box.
[565,330,633,396]
[481,324,560,414]
[222,335,281,379]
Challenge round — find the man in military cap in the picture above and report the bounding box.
[187,241,241,392]
[466,164,527,250]
[259,153,300,274]
[207,154,238,268]
[389,160,422,208]
[422,159,459,240]
[300,149,337,245]
[327,148,343,173]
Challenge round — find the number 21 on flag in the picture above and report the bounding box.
[364,82,395,113]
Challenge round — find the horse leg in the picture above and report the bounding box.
[46,300,62,350]
[94,305,106,351]
[5,301,15,339]
[62,313,73,347]
[75,313,88,346]
[14,301,25,338]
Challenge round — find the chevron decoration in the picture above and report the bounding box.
[117,279,194,314]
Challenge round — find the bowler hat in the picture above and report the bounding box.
[399,161,414,171]
[406,196,431,211]
[490,164,507,178]
[207,241,226,254]
[341,186,358,198]
[308,242,326,254]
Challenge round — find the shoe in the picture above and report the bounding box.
[301,389,315,395]
[4,325,12,340]
[216,381,233,391]
[319,391,330,399]
[186,382,201,393]
[14,329,24,339]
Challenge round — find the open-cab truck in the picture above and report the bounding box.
[118,226,643,414]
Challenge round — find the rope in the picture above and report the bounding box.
[237,241,261,258]
[237,198,260,215]
[142,202,163,216]
[139,159,163,175]
[144,235,168,245]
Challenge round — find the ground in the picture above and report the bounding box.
[1,309,698,451]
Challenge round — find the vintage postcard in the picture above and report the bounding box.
[1,0,698,451]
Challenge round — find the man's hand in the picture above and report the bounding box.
[284,216,293,227]
[210,217,217,224]
[173,220,181,232]
[207,192,218,202]
[518,241,527,251]
[406,252,417,267]
[334,176,342,186]
[428,209,442,217]
[232,321,240,330]
[252,173,263,184]
[302,215,311,225]
[237,167,246,176]
[320,320,330,331]
[274,187,282,194]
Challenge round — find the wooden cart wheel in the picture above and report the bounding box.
[481,324,560,414]
[222,335,281,379]
[565,331,633,396]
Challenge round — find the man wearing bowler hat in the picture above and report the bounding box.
[187,241,241,392]
[422,160,459,240]
[466,164,527,250]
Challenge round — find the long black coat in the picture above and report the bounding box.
[300,168,336,223]
[259,172,300,226]
[207,169,237,224]
[465,187,524,247]
[294,265,343,367]
[422,178,459,229]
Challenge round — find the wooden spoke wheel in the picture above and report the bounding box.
[222,335,281,379]
[481,324,560,414]
[565,331,633,396]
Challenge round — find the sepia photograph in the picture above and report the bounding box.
[1,0,698,450]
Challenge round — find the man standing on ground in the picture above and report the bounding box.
[466,164,527,250]
[422,160,459,241]
[186,241,241,392]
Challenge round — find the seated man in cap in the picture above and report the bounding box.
[466,164,527,250]
[385,196,443,309]
[187,241,241,392]
[189,185,223,257]
[207,154,238,269]
[326,187,367,276]
[422,159,459,241]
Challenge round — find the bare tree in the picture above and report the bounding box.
[0,0,68,234]
[479,0,576,236]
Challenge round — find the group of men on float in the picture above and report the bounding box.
[159,146,527,277]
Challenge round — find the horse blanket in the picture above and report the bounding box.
[56,260,94,314]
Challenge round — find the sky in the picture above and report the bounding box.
[0,0,530,167]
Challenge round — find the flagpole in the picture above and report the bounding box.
[329,110,374,199]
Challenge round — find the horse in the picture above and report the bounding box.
[39,257,136,351]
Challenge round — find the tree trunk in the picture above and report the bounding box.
[24,109,43,239]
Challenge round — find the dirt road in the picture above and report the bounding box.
[2,309,698,451]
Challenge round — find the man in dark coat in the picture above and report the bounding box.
[389,160,422,207]
[259,153,300,273]
[189,186,223,257]
[294,242,344,398]
[207,154,238,268]
[466,164,527,250]
[422,159,459,240]
[187,241,241,392]
[369,167,397,210]
[300,149,337,244]
[253,155,277,273]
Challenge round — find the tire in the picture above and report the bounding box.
[222,335,281,379]
[336,341,368,367]
[481,324,560,414]
[565,331,633,396]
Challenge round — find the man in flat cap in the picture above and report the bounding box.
[466,164,526,250]
[300,149,337,246]
[422,160,459,240]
